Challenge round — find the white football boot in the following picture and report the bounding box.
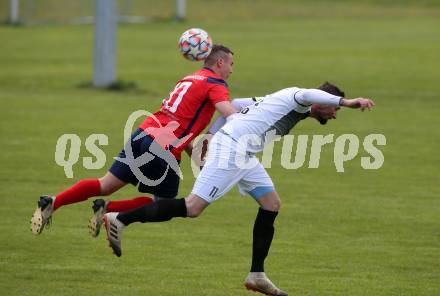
[103,212,125,257]
[244,272,288,296]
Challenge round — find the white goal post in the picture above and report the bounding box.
[7,0,187,88]
[92,0,186,88]
[93,0,117,88]
[175,0,186,20]
[9,0,19,24]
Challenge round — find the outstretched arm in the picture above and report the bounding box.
[214,100,236,118]
[297,88,374,111]
[296,89,341,106]
[339,98,375,111]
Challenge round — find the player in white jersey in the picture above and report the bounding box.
[102,82,374,296]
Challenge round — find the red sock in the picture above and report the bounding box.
[106,196,154,212]
[53,179,101,210]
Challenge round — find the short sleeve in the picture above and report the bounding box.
[207,84,230,105]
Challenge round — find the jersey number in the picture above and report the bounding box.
[163,81,193,113]
[240,99,263,115]
[240,107,250,114]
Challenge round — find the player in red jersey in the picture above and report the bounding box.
[30,45,236,236]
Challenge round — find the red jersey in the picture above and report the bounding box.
[139,68,230,160]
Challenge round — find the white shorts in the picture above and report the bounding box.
[191,131,275,203]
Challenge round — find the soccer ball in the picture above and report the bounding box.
[178,28,213,61]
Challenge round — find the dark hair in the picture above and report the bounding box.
[315,82,345,125]
[204,44,233,66]
[318,82,345,97]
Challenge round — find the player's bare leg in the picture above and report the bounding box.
[31,172,126,235]
[99,172,127,196]
[244,190,287,296]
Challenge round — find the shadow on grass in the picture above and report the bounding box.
[77,80,162,97]
[1,21,24,27]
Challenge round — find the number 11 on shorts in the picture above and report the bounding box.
[209,186,219,198]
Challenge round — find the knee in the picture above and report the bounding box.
[258,190,282,212]
[98,173,126,196]
[98,177,115,196]
[97,178,109,196]
[100,189,112,196]
[265,197,281,212]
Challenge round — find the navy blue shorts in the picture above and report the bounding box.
[109,128,180,198]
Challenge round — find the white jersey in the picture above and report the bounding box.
[193,86,342,202]
[221,87,342,153]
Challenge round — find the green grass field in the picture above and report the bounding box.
[1,1,439,295]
